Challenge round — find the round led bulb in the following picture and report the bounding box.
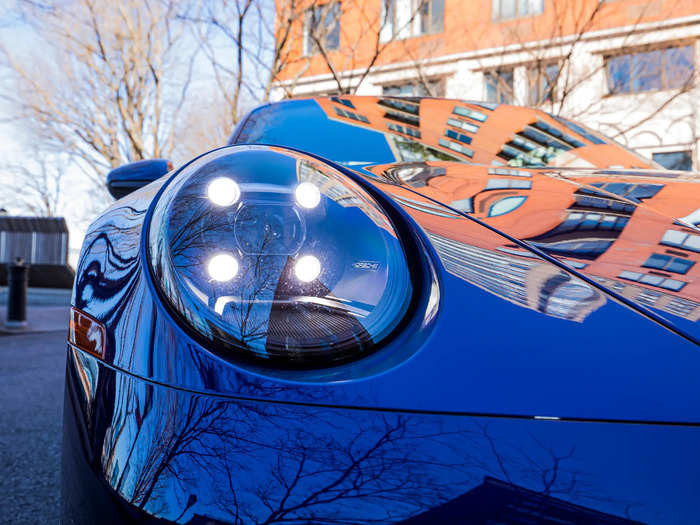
[207,177,240,207]
[295,182,321,209]
[207,253,239,282]
[294,255,321,283]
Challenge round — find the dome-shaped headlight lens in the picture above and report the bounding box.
[148,146,413,365]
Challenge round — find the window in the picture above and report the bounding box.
[419,0,444,34]
[530,239,613,260]
[382,78,444,97]
[528,62,560,105]
[652,151,693,171]
[488,196,527,217]
[445,129,472,145]
[447,118,479,134]
[332,106,369,123]
[484,178,532,190]
[387,122,421,138]
[438,138,474,157]
[492,0,544,20]
[484,69,514,104]
[303,3,340,56]
[606,45,694,94]
[450,197,474,212]
[453,106,488,122]
[381,0,443,41]
[619,270,686,291]
[551,115,606,145]
[661,229,700,253]
[550,212,629,235]
[643,253,694,274]
[582,182,663,203]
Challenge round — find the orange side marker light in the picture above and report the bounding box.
[68,307,106,359]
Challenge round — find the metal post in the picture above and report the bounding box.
[6,257,29,329]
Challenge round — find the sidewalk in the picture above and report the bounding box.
[0,306,70,336]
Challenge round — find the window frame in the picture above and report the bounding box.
[381,78,445,97]
[484,68,515,104]
[303,2,341,57]
[527,61,561,105]
[651,150,693,172]
[381,0,444,42]
[605,43,695,95]
[492,0,544,21]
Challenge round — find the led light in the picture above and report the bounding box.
[294,255,321,282]
[295,182,321,209]
[207,253,239,282]
[207,177,240,206]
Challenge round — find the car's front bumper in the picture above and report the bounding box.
[62,345,700,524]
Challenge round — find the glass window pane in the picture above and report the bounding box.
[626,184,663,201]
[488,196,526,216]
[619,271,642,281]
[684,234,700,252]
[640,274,664,286]
[485,73,498,102]
[652,151,693,171]
[643,253,670,269]
[511,179,532,189]
[665,46,694,89]
[325,3,340,50]
[485,178,510,190]
[661,229,688,246]
[632,50,662,92]
[450,197,473,212]
[501,0,516,19]
[666,258,694,274]
[431,0,444,32]
[660,279,686,291]
[594,215,613,230]
[607,55,630,93]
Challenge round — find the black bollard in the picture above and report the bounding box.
[6,257,29,328]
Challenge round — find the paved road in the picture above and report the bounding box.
[0,330,66,524]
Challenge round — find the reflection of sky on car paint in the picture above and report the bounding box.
[239,99,396,168]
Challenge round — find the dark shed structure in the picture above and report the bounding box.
[0,216,74,288]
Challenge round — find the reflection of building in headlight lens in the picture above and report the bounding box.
[295,182,321,209]
[294,255,321,282]
[207,253,239,282]
[207,177,240,206]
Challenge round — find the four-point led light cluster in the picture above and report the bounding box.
[148,145,412,365]
[204,177,322,284]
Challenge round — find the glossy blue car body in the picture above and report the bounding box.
[63,97,700,524]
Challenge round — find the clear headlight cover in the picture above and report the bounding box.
[148,146,413,365]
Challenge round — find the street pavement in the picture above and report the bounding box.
[1,325,67,524]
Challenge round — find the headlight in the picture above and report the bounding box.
[147,146,413,366]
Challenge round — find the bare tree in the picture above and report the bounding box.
[2,149,67,216]
[0,0,200,209]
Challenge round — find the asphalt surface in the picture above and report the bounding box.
[0,329,67,524]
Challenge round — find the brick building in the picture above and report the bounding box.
[273,0,700,170]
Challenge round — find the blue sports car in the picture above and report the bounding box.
[63,97,700,524]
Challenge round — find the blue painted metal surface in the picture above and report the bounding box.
[63,97,700,524]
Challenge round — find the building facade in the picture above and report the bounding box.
[274,0,700,171]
